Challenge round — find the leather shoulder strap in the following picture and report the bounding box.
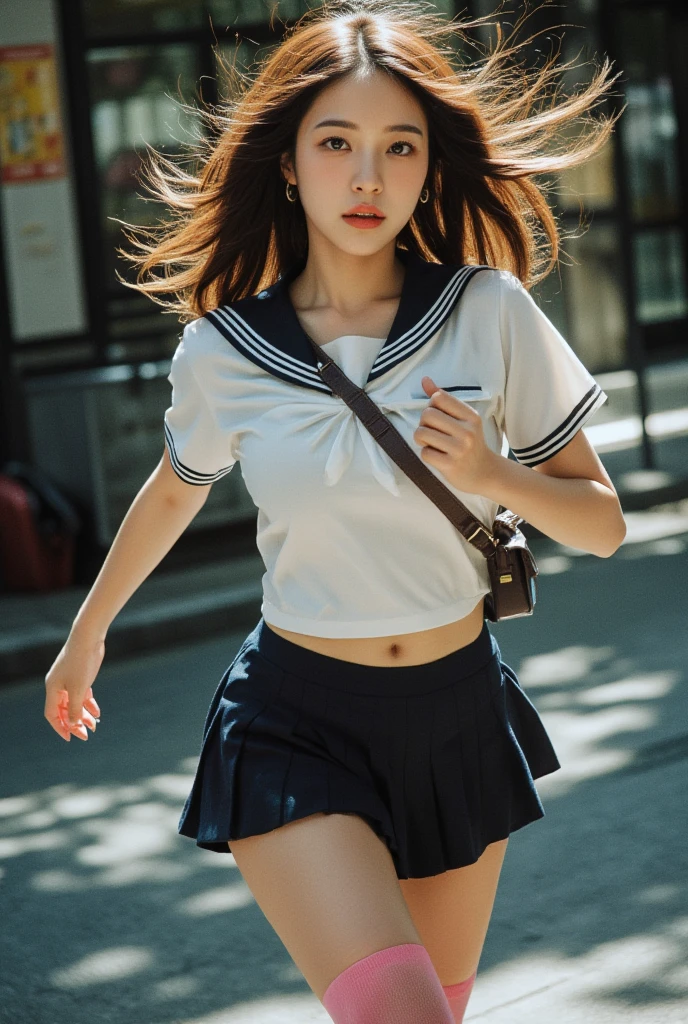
[314,357,496,557]
[300,298,498,558]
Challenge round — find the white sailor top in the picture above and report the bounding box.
[163,247,607,638]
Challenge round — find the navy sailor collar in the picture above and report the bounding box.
[205,248,487,395]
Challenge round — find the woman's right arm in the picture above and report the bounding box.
[44,447,214,742]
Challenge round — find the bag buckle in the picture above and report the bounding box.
[466,523,495,546]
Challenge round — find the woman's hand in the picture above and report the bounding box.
[413,376,499,494]
[44,632,104,742]
[40,451,214,745]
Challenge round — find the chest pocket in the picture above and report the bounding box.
[409,384,492,401]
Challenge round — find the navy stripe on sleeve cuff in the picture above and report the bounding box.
[164,422,234,485]
[510,384,607,467]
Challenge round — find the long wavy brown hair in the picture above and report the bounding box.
[115,0,622,323]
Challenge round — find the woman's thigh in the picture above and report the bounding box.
[398,838,509,986]
[229,811,423,1001]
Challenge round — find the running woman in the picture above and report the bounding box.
[44,3,626,1021]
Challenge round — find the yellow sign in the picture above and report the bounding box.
[0,44,65,184]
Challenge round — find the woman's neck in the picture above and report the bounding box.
[288,245,404,320]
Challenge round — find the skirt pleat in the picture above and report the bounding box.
[427,691,460,870]
[403,694,439,874]
[484,658,561,837]
[380,696,408,868]
[290,680,335,810]
[177,619,561,878]
[181,698,263,849]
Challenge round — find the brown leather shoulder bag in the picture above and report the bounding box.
[301,332,538,622]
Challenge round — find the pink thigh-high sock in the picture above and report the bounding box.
[321,942,455,1024]
[442,970,477,1022]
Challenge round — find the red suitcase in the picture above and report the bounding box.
[0,466,79,591]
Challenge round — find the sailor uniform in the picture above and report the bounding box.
[164,247,607,639]
[167,246,601,874]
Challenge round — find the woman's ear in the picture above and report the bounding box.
[279,153,295,185]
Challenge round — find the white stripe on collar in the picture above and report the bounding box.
[369,264,486,379]
[205,251,491,394]
[208,304,328,392]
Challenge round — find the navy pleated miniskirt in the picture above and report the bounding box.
[178,617,561,879]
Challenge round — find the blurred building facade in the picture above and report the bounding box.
[1,0,687,549]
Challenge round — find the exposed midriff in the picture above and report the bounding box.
[264,597,486,667]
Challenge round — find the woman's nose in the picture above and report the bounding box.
[351,158,383,194]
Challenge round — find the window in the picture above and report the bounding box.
[87,44,203,357]
[84,0,205,39]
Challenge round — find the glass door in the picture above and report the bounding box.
[610,0,688,359]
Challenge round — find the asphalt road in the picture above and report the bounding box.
[1,501,687,1024]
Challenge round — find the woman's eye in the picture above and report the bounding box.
[321,136,349,151]
[320,137,415,155]
[389,140,415,156]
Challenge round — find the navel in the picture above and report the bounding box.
[387,642,402,659]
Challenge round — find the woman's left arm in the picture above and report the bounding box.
[480,428,626,557]
[415,377,627,558]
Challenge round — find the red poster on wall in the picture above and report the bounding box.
[0,43,66,184]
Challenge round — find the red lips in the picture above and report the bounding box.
[342,203,385,218]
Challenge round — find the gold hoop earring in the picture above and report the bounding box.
[419,187,430,204]
[285,182,298,202]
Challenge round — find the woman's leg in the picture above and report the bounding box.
[398,838,509,1018]
[229,810,454,1020]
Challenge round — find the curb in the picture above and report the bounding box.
[617,478,688,511]
[0,581,263,687]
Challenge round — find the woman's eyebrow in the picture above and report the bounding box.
[313,118,424,136]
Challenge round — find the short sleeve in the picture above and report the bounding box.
[163,326,236,485]
[499,271,608,467]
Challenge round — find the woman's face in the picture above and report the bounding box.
[282,69,429,256]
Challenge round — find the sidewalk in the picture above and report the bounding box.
[3,360,688,685]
